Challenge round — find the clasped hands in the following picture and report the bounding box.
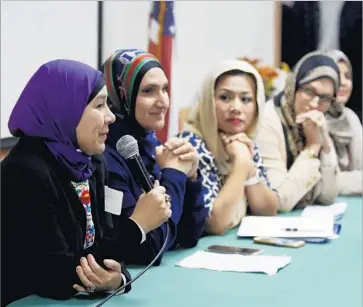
[155,137,200,180]
[220,132,254,161]
[296,109,331,152]
[130,137,199,234]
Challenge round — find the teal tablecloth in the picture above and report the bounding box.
[9,197,362,307]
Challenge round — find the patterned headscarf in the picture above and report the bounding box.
[274,51,340,205]
[325,50,355,171]
[274,51,340,165]
[8,59,105,181]
[100,49,163,177]
[326,49,353,118]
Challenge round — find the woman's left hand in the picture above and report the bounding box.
[220,132,254,158]
[73,254,122,293]
[164,138,200,180]
[296,110,331,152]
[296,110,327,131]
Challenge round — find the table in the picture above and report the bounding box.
[9,197,362,307]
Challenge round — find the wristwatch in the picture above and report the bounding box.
[245,169,260,186]
[305,148,319,159]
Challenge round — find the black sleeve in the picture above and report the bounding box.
[1,164,87,303]
[84,154,133,294]
[120,264,132,293]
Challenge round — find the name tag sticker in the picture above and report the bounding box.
[105,186,123,215]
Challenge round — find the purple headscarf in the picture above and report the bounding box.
[8,59,105,181]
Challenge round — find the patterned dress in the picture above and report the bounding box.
[179,131,274,213]
[71,180,96,249]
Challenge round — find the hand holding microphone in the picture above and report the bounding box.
[96,135,173,306]
[116,135,172,233]
[130,180,171,233]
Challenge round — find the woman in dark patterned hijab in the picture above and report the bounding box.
[256,51,341,211]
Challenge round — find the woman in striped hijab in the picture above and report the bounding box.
[100,49,208,265]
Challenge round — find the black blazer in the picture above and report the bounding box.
[281,1,362,122]
[281,1,320,69]
[340,1,362,122]
[1,138,131,306]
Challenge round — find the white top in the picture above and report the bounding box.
[318,1,345,50]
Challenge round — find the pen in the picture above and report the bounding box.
[282,228,298,232]
[281,228,325,232]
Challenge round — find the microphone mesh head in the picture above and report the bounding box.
[116,135,139,159]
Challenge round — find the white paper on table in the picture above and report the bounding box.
[301,202,348,221]
[237,216,335,238]
[175,251,291,276]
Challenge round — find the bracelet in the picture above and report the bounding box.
[305,148,319,159]
[245,169,260,186]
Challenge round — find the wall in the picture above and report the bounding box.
[103,1,276,137]
[1,1,276,142]
[0,1,98,139]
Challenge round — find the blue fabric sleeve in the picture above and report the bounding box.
[159,168,187,225]
[104,148,187,265]
[176,170,208,247]
[154,136,208,248]
[108,172,173,266]
[104,148,173,265]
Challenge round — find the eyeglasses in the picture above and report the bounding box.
[299,86,335,106]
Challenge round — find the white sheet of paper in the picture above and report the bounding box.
[104,186,123,215]
[176,251,291,276]
[237,216,335,238]
[301,202,348,221]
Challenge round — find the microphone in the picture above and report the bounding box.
[95,135,170,307]
[116,135,153,192]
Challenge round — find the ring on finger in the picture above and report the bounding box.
[86,285,96,293]
[163,144,172,151]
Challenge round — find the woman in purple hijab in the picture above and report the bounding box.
[1,59,169,305]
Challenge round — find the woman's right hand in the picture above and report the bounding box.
[296,110,325,148]
[220,132,253,162]
[301,119,321,147]
[130,181,172,233]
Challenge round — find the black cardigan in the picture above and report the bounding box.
[281,1,362,122]
[1,138,131,306]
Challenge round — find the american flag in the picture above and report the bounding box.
[148,1,175,143]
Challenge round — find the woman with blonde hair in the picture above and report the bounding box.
[179,60,279,235]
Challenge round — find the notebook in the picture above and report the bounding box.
[176,251,292,276]
[237,216,335,239]
[300,202,348,221]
